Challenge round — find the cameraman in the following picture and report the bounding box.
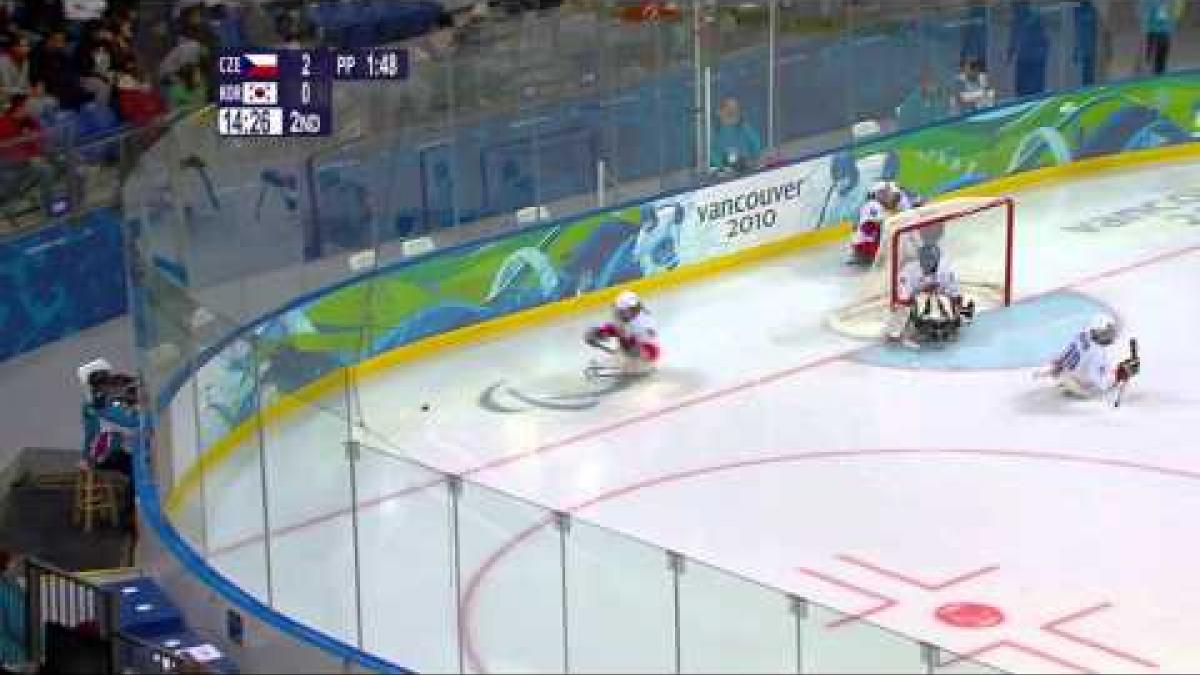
[81,369,141,531]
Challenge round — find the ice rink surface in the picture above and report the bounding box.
[190,161,1200,673]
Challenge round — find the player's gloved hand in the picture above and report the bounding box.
[584,327,605,349]
[1116,358,1139,382]
[619,337,641,358]
[959,299,976,324]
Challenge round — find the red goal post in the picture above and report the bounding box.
[829,195,1015,339]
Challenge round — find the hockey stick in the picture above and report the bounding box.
[1112,338,1138,408]
[584,364,627,380]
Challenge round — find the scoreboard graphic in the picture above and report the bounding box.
[217,48,407,137]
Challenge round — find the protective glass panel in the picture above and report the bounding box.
[456,480,564,673]
[260,353,360,645]
[800,602,928,674]
[564,519,675,673]
[354,444,458,672]
[678,559,796,673]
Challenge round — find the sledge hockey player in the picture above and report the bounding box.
[1034,314,1139,399]
[885,242,976,345]
[848,182,920,266]
[584,290,660,375]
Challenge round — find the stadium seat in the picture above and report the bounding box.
[102,577,186,638]
[45,109,78,152]
[76,103,122,163]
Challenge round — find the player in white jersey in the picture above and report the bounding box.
[885,243,976,344]
[585,290,660,373]
[1035,314,1138,398]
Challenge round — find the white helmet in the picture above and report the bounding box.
[870,181,890,198]
[615,290,641,313]
[1088,313,1117,345]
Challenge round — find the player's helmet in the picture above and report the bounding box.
[918,243,941,275]
[614,290,641,320]
[1088,313,1117,346]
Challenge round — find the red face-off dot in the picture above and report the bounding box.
[935,602,1006,629]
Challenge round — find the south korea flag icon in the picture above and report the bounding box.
[242,82,279,106]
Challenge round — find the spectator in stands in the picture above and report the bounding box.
[166,62,207,111]
[960,0,988,71]
[114,56,166,126]
[31,28,93,110]
[0,37,55,117]
[1139,0,1185,75]
[0,94,43,161]
[106,5,139,66]
[1072,0,1100,86]
[710,96,762,174]
[1007,0,1049,98]
[177,4,218,56]
[953,56,995,113]
[0,34,31,103]
[0,93,55,211]
[77,20,117,107]
[158,31,207,83]
[896,67,951,128]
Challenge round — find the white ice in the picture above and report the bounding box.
[188,160,1200,674]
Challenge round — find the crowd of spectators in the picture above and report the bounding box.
[0,1,216,220]
[893,0,1189,131]
[0,2,158,123]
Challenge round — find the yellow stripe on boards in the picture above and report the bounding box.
[163,141,1200,517]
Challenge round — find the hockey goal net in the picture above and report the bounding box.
[828,196,1014,339]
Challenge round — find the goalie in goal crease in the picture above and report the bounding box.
[884,242,976,346]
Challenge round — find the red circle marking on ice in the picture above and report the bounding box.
[935,602,1006,629]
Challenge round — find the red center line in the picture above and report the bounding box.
[1042,602,1159,670]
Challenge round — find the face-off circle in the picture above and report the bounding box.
[935,602,1006,629]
